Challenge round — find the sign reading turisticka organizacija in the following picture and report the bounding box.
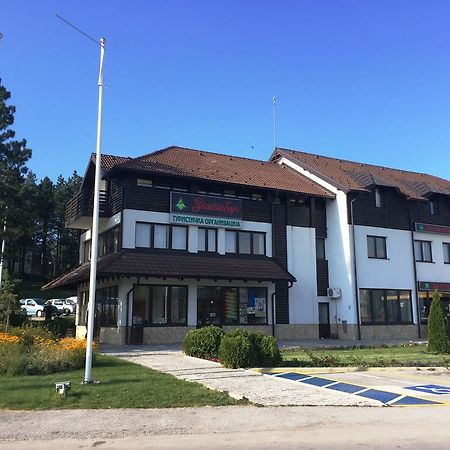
[170,192,242,228]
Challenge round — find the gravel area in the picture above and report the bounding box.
[101,345,380,407]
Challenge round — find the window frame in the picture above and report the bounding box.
[359,288,413,325]
[429,198,439,216]
[149,285,188,326]
[135,222,188,251]
[374,188,384,208]
[316,238,326,260]
[197,286,268,326]
[224,230,266,255]
[443,243,450,264]
[414,240,433,263]
[367,235,387,259]
[198,227,218,253]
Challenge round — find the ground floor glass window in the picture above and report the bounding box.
[197,286,267,326]
[132,285,187,326]
[418,291,450,324]
[360,288,412,324]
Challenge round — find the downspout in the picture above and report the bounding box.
[350,197,362,340]
[271,280,294,338]
[409,206,421,338]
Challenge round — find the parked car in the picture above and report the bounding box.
[47,298,76,315]
[20,298,46,317]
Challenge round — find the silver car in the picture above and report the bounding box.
[20,298,46,317]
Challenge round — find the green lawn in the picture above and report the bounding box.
[281,344,450,367]
[0,355,247,410]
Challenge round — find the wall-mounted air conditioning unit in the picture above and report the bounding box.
[327,288,341,299]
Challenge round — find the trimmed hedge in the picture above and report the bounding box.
[428,290,450,354]
[183,326,225,359]
[218,329,281,369]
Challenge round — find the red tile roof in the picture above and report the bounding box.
[99,154,131,172]
[42,249,295,290]
[272,148,450,200]
[107,146,334,198]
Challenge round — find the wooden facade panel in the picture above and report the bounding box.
[287,206,310,227]
[241,200,272,222]
[124,185,171,212]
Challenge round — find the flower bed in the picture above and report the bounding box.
[0,328,95,376]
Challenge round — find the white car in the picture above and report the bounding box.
[47,298,77,315]
[20,298,46,317]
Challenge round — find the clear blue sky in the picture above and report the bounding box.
[2,0,450,182]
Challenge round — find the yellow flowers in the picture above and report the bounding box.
[0,332,21,344]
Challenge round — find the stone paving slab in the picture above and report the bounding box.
[102,345,380,407]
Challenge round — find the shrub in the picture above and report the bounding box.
[34,316,76,338]
[428,291,450,354]
[218,334,251,368]
[305,350,342,367]
[183,326,225,359]
[218,329,281,368]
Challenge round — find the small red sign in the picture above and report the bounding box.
[415,223,450,235]
[418,281,450,292]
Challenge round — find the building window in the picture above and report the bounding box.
[137,178,153,187]
[251,193,264,201]
[316,238,326,260]
[133,285,187,326]
[135,223,187,251]
[429,198,439,215]
[225,230,237,253]
[419,291,450,324]
[414,240,433,262]
[367,236,387,259]
[95,286,119,327]
[444,243,450,264]
[374,188,383,208]
[197,286,267,326]
[83,227,121,262]
[359,289,412,324]
[198,228,217,252]
[225,230,265,255]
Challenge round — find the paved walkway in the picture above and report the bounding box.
[101,344,380,407]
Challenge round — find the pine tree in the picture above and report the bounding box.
[0,271,24,330]
[0,81,32,272]
[427,290,450,354]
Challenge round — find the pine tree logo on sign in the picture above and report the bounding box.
[175,198,187,211]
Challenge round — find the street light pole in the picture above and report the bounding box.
[84,37,106,383]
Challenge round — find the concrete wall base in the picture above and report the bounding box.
[360,324,420,340]
[99,327,127,345]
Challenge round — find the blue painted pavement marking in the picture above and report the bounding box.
[300,377,333,387]
[356,389,400,404]
[391,396,442,406]
[406,385,450,395]
[325,382,364,394]
[264,371,445,406]
[275,372,312,381]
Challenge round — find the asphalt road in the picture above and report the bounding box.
[1,405,450,449]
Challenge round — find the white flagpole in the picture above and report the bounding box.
[84,37,106,383]
[272,96,277,149]
[0,214,6,289]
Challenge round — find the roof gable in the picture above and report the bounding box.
[273,148,450,201]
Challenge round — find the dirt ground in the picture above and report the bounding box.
[1,405,450,449]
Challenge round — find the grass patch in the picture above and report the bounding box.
[0,354,247,410]
[281,344,450,368]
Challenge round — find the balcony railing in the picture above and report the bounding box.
[65,188,119,228]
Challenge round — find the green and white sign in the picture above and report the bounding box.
[170,192,242,228]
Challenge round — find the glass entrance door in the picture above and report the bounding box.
[197,287,222,326]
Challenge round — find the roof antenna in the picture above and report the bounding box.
[272,96,277,150]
